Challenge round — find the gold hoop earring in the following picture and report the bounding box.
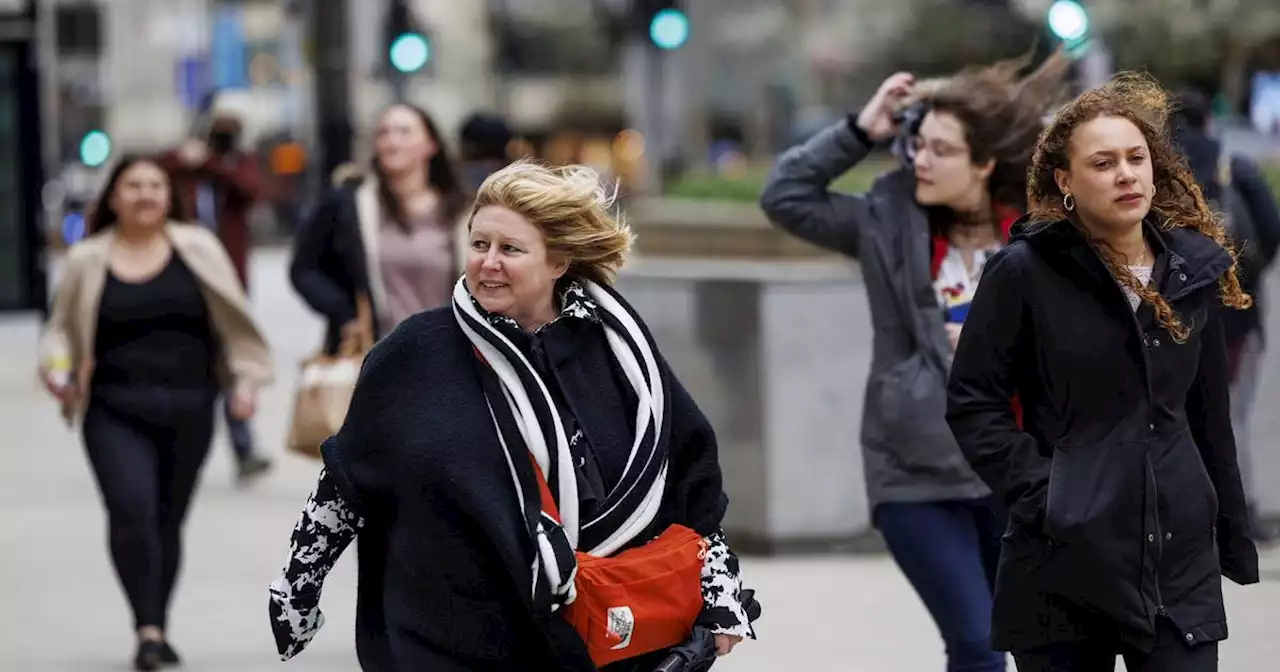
[1063,193,1075,212]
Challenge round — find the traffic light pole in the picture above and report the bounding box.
[623,38,665,194]
[309,0,354,183]
[389,70,407,103]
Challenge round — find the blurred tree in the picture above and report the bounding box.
[1014,0,1280,112]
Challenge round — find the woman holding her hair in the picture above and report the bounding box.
[947,73,1260,671]
[40,155,272,669]
[760,52,1069,671]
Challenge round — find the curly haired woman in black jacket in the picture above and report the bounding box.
[947,73,1260,672]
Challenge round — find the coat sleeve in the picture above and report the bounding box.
[290,189,357,328]
[318,323,407,511]
[39,247,86,421]
[191,229,275,389]
[660,360,728,538]
[1186,302,1260,585]
[39,247,83,370]
[268,468,364,660]
[945,246,1051,526]
[758,118,881,258]
[698,529,757,639]
[659,357,761,638]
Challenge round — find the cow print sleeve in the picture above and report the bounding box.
[268,468,365,660]
[699,530,757,639]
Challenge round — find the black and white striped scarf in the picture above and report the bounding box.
[452,278,671,611]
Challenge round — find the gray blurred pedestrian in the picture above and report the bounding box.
[1173,89,1280,542]
[459,111,514,192]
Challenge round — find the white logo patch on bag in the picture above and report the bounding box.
[606,606,634,650]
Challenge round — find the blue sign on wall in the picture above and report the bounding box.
[175,56,209,110]
[209,7,247,90]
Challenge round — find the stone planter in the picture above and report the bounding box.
[616,201,880,553]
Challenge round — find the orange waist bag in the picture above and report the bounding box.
[531,460,706,666]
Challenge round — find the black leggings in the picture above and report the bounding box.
[82,385,217,631]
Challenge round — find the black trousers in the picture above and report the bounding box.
[82,384,217,631]
[1013,618,1219,672]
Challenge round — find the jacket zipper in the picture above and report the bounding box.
[1146,455,1167,619]
[1116,270,1166,625]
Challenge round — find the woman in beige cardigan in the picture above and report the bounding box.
[39,155,272,671]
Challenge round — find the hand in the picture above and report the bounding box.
[856,72,916,142]
[340,318,367,347]
[179,139,209,167]
[229,382,257,420]
[40,371,78,405]
[945,322,963,352]
[714,633,743,657]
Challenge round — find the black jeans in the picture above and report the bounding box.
[874,496,1008,672]
[83,384,217,631]
[1013,618,1219,672]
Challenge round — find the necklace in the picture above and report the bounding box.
[1136,245,1151,267]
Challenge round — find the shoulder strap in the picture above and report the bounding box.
[528,454,562,523]
[1217,154,1232,189]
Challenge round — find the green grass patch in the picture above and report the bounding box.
[663,159,896,203]
[665,158,1280,204]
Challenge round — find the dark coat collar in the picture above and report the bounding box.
[470,280,602,368]
[1009,216,1233,302]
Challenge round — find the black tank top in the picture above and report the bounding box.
[92,253,219,389]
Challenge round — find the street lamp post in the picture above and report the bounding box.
[384,0,430,102]
[308,0,354,182]
[622,0,689,195]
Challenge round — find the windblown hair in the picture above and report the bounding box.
[469,159,633,286]
[926,49,1073,210]
[1027,72,1251,343]
[893,77,950,116]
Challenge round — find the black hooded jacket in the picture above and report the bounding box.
[946,217,1260,653]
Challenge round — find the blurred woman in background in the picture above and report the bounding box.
[39,155,272,670]
[760,52,1070,671]
[290,103,468,352]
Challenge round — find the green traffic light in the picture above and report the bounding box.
[649,9,689,51]
[389,32,430,73]
[80,130,111,167]
[1047,0,1088,42]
